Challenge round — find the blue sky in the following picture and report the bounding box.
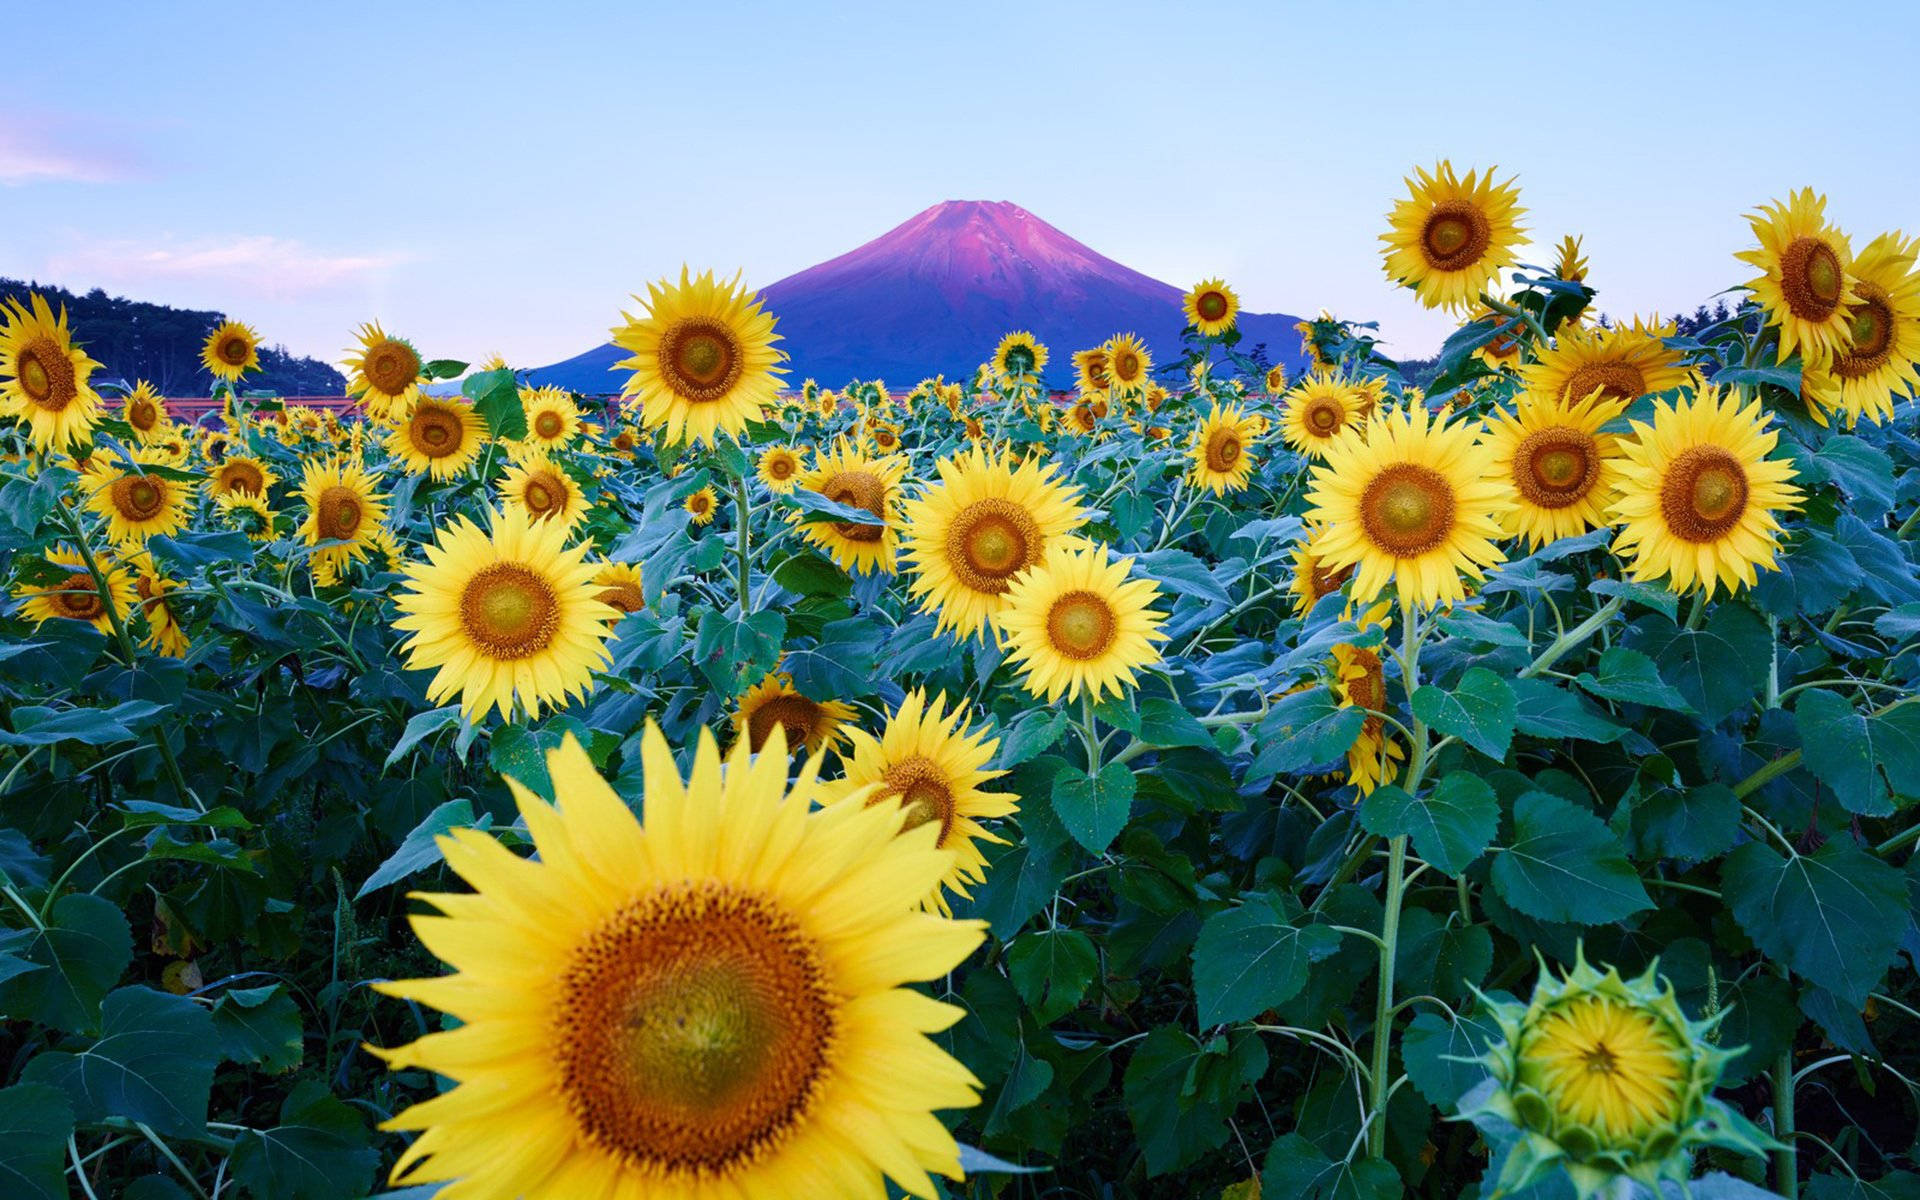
[9,1,1917,373]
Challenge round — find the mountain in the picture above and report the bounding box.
[528,200,1308,393]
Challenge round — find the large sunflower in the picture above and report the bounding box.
[1608,385,1803,597]
[611,268,785,446]
[733,672,857,756]
[206,454,277,501]
[15,547,136,634]
[1519,317,1690,406]
[369,727,984,1200]
[1479,389,1628,550]
[344,321,425,421]
[900,447,1089,640]
[86,447,192,548]
[122,380,171,443]
[1736,189,1858,366]
[1280,374,1369,460]
[792,441,908,575]
[393,505,617,720]
[389,395,488,478]
[201,320,261,383]
[821,690,1015,915]
[1102,334,1152,397]
[1822,230,1920,425]
[296,459,389,579]
[500,455,589,533]
[757,445,806,493]
[1382,161,1527,310]
[1303,405,1509,609]
[0,292,104,452]
[1188,402,1261,495]
[990,331,1048,384]
[998,543,1167,703]
[1184,279,1240,337]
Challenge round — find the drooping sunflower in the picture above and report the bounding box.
[1280,374,1369,460]
[0,292,104,452]
[206,454,277,501]
[757,445,806,493]
[392,505,617,720]
[1304,405,1509,609]
[1331,634,1404,796]
[1264,364,1288,395]
[215,491,278,542]
[1735,188,1858,366]
[683,485,719,526]
[1062,401,1099,437]
[991,331,1048,384]
[387,395,487,479]
[1821,230,1920,425]
[519,387,581,455]
[900,447,1090,640]
[1381,161,1527,310]
[369,726,985,1200]
[611,268,786,446]
[821,690,1016,915]
[998,543,1168,703]
[593,561,645,616]
[1469,302,1530,372]
[1188,402,1262,495]
[127,551,190,658]
[1480,389,1629,549]
[296,459,389,580]
[344,321,425,421]
[1520,317,1690,407]
[86,448,192,548]
[1072,347,1110,397]
[15,547,136,634]
[1184,279,1240,337]
[121,380,170,443]
[733,671,857,756]
[792,441,908,575]
[1608,385,1803,597]
[1288,527,1356,617]
[201,320,261,383]
[1102,334,1152,397]
[501,455,590,533]
[868,422,902,454]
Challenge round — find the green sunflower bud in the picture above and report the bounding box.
[1457,947,1779,1199]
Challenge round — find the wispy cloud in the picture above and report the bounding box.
[45,235,414,301]
[0,122,142,185]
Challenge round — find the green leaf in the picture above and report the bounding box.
[384,705,460,770]
[1401,1009,1497,1108]
[462,368,525,440]
[1434,609,1530,649]
[1133,548,1229,603]
[1721,840,1906,1006]
[1052,762,1135,854]
[1509,676,1626,743]
[1575,646,1693,712]
[0,700,165,747]
[1629,604,1772,725]
[230,1080,378,1200]
[1261,1133,1403,1200]
[355,799,491,900]
[21,986,220,1139]
[1006,928,1098,1024]
[118,802,252,831]
[1796,690,1920,816]
[1250,691,1368,777]
[1813,436,1896,519]
[1136,697,1215,750]
[1123,1027,1266,1176]
[996,709,1068,769]
[1192,893,1341,1026]
[1359,774,1498,876]
[1411,668,1514,760]
[422,358,468,380]
[0,892,132,1034]
[769,551,850,599]
[1628,770,1741,863]
[212,984,304,1073]
[1805,1171,1920,1200]
[0,1082,71,1200]
[1490,791,1651,924]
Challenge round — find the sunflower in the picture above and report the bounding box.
[370,725,984,1200]
[1736,188,1858,366]
[1280,374,1369,460]
[389,395,487,479]
[1072,347,1110,397]
[1331,635,1403,796]
[205,454,277,502]
[733,672,857,756]
[128,551,190,658]
[1480,389,1628,550]
[1381,160,1527,311]
[757,445,806,493]
[201,320,261,383]
[1188,402,1261,495]
[1553,234,1590,283]
[821,690,1015,914]
[122,380,170,443]
[15,548,136,634]
[792,441,907,575]
[1062,402,1098,437]
[501,455,590,533]
[991,331,1048,384]
[900,447,1089,640]
[393,506,617,720]
[1102,334,1152,397]
[868,422,902,454]
[611,268,786,446]
[1304,405,1509,609]
[1264,364,1288,394]
[85,448,192,548]
[519,387,581,455]
[296,459,389,580]
[1821,230,1920,425]
[1469,302,1530,372]
[215,491,278,542]
[0,292,104,452]
[593,561,646,615]
[963,416,985,442]
[1608,385,1803,597]
[1520,317,1689,407]
[344,321,425,421]
[998,543,1167,703]
[683,486,719,526]
[1183,278,1240,338]
[1288,528,1356,617]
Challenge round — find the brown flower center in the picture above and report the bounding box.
[946,497,1041,595]
[1660,445,1749,543]
[764,453,796,481]
[110,474,168,521]
[1561,360,1646,405]
[1359,463,1456,557]
[534,410,566,440]
[1421,202,1492,272]
[1205,427,1243,473]
[127,398,157,430]
[1111,349,1142,384]
[1045,590,1117,661]
[459,561,560,659]
[218,333,252,366]
[1195,291,1230,322]
[316,485,365,541]
[661,319,743,402]
[1834,287,1895,380]
[410,406,465,457]
[745,694,825,754]
[522,470,568,518]
[1303,395,1346,437]
[363,338,419,395]
[599,582,646,614]
[17,337,75,411]
[876,755,955,845]
[1513,427,1600,510]
[1779,236,1844,323]
[52,572,103,619]
[822,470,888,543]
[218,461,266,496]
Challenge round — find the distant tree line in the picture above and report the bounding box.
[0,278,346,396]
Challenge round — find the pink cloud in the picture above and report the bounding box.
[0,121,142,185]
[44,235,413,301]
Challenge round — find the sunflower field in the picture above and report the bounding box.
[2,166,1919,1200]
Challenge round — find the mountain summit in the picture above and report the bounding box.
[530,200,1307,391]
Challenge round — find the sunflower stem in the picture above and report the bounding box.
[1773,1031,1799,1197]
[731,465,754,615]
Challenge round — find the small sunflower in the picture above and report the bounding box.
[1480,389,1628,549]
[733,671,857,756]
[683,485,719,526]
[998,543,1168,704]
[206,455,277,501]
[128,551,190,658]
[1188,402,1262,495]
[1822,230,1920,425]
[1184,279,1240,337]
[343,321,425,421]
[0,292,104,452]
[122,380,170,443]
[501,455,590,533]
[1609,385,1803,597]
[1554,235,1590,283]
[822,690,1016,914]
[387,395,486,479]
[991,331,1048,384]
[1102,333,1152,397]
[392,505,617,720]
[86,448,192,548]
[792,441,908,575]
[1736,188,1859,366]
[1520,317,1690,407]
[201,320,261,383]
[1331,636,1404,796]
[519,386,581,454]
[215,491,278,542]
[611,267,786,446]
[1072,347,1110,397]
[593,561,646,615]
[1280,374,1369,460]
[15,548,136,634]
[869,421,902,454]
[1264,364,1288,394]
[296,459,389,580]
[1382,161,1527,310]
[757,445,807,493]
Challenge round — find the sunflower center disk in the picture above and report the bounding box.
[745,696,823,754]
[1205,430,1241,472]
[1562,361,1645,405]
[1360,464,1456,556]
[523,475,562,515]
[824,471,887,543]
[1197,291,1229,321]
[879,755,956,844]
[412,411,460,455]
[1306,399,1343,435]
[219,335,251,366]
[1112,352,1140,383]
[599,583,646,614]
[222,464,265,495]
[663,320,743,402]
[1520,997,1686,1139]
[1660,445,1749,542]
[365,342,419,394]
[55,572,102,618]
[114,476,167,520]
[1514,428,1599,509]
[129,400,155,429]
[947,499,1039,594]
[556,882,834,1176]
[1046,591,1118,661]
[318,486,364,541]
[535,412,565,440]
[19,339,74,409]
[1780,236,1844,321]
[1421,203,1492,271]
[459,562,561,659]
[1837,291,1894,377]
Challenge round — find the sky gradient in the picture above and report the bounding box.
[10,1,1918,375]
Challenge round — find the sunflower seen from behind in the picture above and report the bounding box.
[1520,317,1689,408]
[1382,161,1527,310]
[991,331,1048,386]
[215,491,278,542]
[296,459,389,581]
[15,547,136,634]
[733,671,857,757]
[344,321,425,422]
[611,267,785,446]
[1188,401,1261,495]
[86,447,192,548]
[201,320,261,383]
[1608,385,1803,597]
[500,454,589,533]
[0,292,104,453]
[1280,374,1369,460]
[1822,229,1920,425]
[1480,388,1628,550]
[389,395,487,479]
[1736,188,1858,366]
[999,542,1167,704]
[792,440,907,575]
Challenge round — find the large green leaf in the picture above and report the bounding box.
[212,984,305,1073]
[21,986,220,1139]
[1509,677,1626,743]
[1261,1133,1403,1200]
[1411,667,1515,760]
[1721,840,1906,1006]
[1574,645,1693,712]
[1627,604,1771,725]
[1123,1027,1266,1176]
[230,1080,378,1200]
[1007,928,1098,1024]
[355,798,491,900]
[1490,792,1651,924]
[0,892,132,1034]
[1400,1009,1498,1108]
[1191,892,1341,1026]
[461,367,525,440]
[1250,691,1367,777]
[1358,774,1498,876]
[0,1083,72,1200]
[1795,690,1920,816]
[1052,762,1136,854]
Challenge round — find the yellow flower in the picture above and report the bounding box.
[1519,317,1689,407]
[592,561,645,615]
[1072,347,1110,397]
[1280,374,1369,460]
[201,320,261,383]
[792,440,907,575]
[128,551,189,658]
[295,459,389,581]
[1287,528,1355,617]
[757,445,806,493]
[1102,333,1152,396]
[991,331,1048,383]
[122,380,170,443]
[683,485,719,526]
[206,455,277,501]
[15,548,135,634]
[86,448,192,548]
[611,267,786,446]
[0,292,104,452]
[1184,279,1240,337]
[733,671,857,756]
[1554,234,1590,283]
[1188,402,1261,494]
[1479,389,1628,550]
[1735,188,1858,366]
[1382,161,1527,310]
[1264,364,1288,394]
[1331,634,1403,796]
[1821,230,1920,425]
[998,543,1167,703]
[500,455,589,533]
[388,395,487,479]
[215,491,277,542]
[343,321,424,421]
[518,386,581,454]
